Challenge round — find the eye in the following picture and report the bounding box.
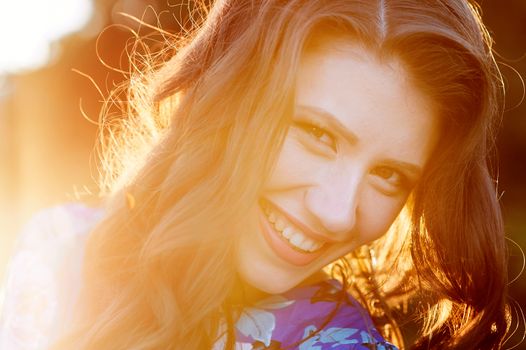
[370,166,407,191]
[295,121,336,151]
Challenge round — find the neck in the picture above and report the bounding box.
[231,269,331,306]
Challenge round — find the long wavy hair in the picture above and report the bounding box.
[54,0,510,349]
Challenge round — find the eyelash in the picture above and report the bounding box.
[294,120,411,193]
[295,120,337,151]
[371,166,409,191]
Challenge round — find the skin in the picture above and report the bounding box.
[236,43,439,299]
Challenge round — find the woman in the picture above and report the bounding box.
[0,0,511,349]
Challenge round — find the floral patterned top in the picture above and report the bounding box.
[0,204,398,350]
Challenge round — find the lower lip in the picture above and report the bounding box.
[258,207,325,266]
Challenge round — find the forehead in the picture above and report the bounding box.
[295,44,439,166]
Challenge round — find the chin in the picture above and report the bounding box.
[236,246,305,296]
[240,267,301,296]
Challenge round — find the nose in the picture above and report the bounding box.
[304,168,361,241]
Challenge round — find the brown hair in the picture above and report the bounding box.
[54,1,510,349]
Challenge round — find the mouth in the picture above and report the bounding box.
[258,199,328,266]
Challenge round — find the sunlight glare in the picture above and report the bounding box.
[0,0,93,74]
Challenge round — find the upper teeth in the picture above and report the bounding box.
[263,205,325,253]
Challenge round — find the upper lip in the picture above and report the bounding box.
[262,199,339,244]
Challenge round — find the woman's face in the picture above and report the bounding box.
[236,44,439,296]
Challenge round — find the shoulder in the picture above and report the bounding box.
[15,203,104,244]
[0,203,104,350]
[235,279,399,350]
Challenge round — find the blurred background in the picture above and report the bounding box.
[0,0,525,345]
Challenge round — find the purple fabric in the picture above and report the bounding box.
[234,279,398,349]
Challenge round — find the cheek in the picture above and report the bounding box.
[264,135,320,188]
[358,188,407,243]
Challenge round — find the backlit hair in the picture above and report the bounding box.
[55,1,510,349]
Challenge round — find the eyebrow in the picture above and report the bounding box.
[297,105,360,146]
[296,104,423,177]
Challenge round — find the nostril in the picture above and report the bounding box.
[317,217,356,241]
[304,186,358,239]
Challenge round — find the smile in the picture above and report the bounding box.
[262,204,325,253]
[258,199,328,266]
